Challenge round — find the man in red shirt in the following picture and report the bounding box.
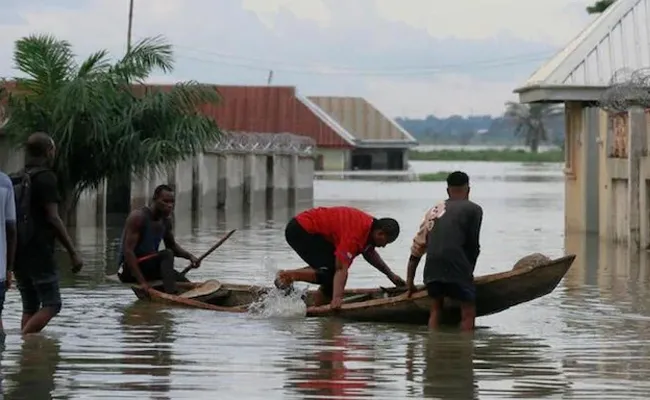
[275,206,406,309]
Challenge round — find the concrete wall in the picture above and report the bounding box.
[296,155,314,206]
[569,104,650,248]
[0,137,315,226]
[315,148,349,171]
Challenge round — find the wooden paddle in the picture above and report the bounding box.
[180,229,236,276]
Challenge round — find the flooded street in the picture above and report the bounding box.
[2,160,650,399]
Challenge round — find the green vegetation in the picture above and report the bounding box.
[410,148,564,163]
[0,34,223,219]
[587,0,615,14]
[503,102,564,153]
[417,171,452,182]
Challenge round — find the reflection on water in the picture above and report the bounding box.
[3,335,62,400]
[2,161,650,398]
[118,303,174,398]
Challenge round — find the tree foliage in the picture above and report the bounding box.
[587,0,616,14]
[0,34,223,214]
[503,102,564,153]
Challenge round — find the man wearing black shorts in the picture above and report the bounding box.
[275,206,406,309]
[12,132,83,334]
[405,171,483,331]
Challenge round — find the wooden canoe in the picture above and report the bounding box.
[106,253,575,325]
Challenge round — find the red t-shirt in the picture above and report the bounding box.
[295,206,374,268]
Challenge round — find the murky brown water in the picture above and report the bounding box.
[2,160,650,399]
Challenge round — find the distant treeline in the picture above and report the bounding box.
[396,114,565,146]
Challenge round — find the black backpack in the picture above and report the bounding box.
[9,167,48,248]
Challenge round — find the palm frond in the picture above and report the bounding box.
[4,33,223,210]
[113,35,174,83]
[13,34,75,94]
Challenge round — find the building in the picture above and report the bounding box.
[308,96,419,171]
[513,0,650,248]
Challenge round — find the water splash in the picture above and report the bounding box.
[246,256,309,319]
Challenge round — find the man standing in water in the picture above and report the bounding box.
[12,132,83,335]
[405,171,483,331]
[275,206,406,309]
[0,170,16,335]
[117,184,201,294]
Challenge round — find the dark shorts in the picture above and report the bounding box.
[14,269,62,315]
[285,218,336,298]
[426,281,476,303]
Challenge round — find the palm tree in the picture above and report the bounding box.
[587,0,616,14]
[503,102,564,153]
[0,34,223,220]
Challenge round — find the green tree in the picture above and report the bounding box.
[503,102,564,153]
[1,34,222,220]
[587,0,616,14]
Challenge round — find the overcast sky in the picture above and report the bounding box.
[0,0,597,118]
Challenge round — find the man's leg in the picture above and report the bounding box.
[275,267,319,289]
[156,249,181,294]
[456,284,476,332]
[426,282,445,330]
[21,274,62,335]
[15,273,40,330]
[0,281,5,334]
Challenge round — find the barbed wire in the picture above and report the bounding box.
[211,131,315,156]
[599,67,650,113]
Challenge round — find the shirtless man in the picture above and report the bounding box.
[117,184,200,294]
[405,171,483,331]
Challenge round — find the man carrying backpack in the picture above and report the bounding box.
[0,170,16,335]
[11,132,83,335]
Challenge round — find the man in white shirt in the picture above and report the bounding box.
[0,171,17,334]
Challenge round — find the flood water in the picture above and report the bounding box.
[2,160,650,399]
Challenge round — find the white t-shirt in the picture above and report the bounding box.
[0,172,16,282]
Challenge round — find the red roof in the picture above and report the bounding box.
[203,85,352,148]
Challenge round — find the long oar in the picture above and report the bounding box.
[180,229,236,276]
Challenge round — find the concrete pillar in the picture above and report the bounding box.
[628,107,647,250]
[170,158,194,213]
[225,153,245,212]
[272,155,290,208]
[265,155,274,210]
[130,174,150,210]
[288,154,298,208]
[147,166,170,200]
[201,152,219,210]
[243,153,268,214]
[296,155,314,207]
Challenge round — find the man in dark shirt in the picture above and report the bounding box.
[13,132,83,334]
[405,171,483,331]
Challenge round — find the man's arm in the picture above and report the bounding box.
[362,248,393,276]
[123,212,149,286]
[363,248,405,285]
[5,183,16,272]
[331,257,349,304]
[38,172,77,257]
[465,206,483,267]
[406,207,437,286]
[162,226,194,260]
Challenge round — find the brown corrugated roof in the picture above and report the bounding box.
[203,86,354,148]
[308,96,417,143]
